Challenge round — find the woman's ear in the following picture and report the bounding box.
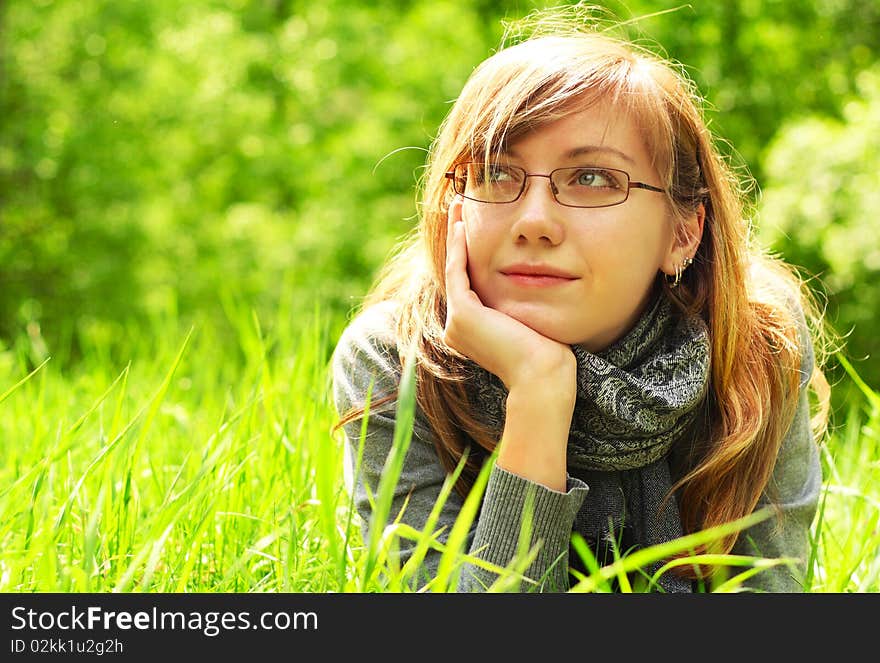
[662,203,705,275]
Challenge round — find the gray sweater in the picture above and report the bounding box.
[331,300,823,592]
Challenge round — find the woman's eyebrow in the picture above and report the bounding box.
[498,145,636,165]
[564,145,636,165]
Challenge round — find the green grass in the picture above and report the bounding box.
[0,302,877,593]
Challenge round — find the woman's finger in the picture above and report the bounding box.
[445,196,460,261]
[444,199,472,308]
[445,220,470,301]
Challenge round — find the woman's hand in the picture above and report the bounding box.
[443,205,575,393]
[443,199,576,491]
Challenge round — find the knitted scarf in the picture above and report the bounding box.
[467,293,711,592]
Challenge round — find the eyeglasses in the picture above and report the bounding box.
[445,162,666,208]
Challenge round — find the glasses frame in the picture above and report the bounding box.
[444,162,666,208]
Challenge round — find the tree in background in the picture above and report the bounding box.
[759,66,880,389]
[1,0,878,388]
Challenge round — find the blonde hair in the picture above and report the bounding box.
[345,9,830,574]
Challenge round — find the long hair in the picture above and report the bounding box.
[343,11,830,568]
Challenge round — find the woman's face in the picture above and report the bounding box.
[459,99,685,351]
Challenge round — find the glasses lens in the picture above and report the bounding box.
[551,167,629,207]
[457,163,524,203]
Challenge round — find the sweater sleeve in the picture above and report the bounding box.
[331,303,589,592]
[730,307,823,592]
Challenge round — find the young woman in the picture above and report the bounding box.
[332,14,829,593]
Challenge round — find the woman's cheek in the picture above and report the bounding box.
[462,225,488,278]
[463,213,496,263]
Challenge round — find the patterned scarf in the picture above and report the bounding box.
[467,293,711,592]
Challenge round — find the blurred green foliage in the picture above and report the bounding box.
[759,66,880,388]
[1,0,878,387]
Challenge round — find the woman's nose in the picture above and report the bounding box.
[510,175,565,245]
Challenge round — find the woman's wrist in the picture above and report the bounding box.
[496,372,576,493]
[503,344,577,394]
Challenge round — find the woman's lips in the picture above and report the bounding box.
[503,273,577,287]
[500,265,579,287]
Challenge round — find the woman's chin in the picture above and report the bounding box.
[496,303,583,346]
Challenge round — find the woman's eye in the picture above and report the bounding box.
[488,165,514,182]
[575,169,616,188]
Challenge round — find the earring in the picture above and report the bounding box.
[669,256,694,288]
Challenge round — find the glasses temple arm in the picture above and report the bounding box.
[630,181,665,193]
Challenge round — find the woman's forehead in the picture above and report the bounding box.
[486,99,658,168]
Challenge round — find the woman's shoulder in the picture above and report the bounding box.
[335,300,400,356]
[332,299,403,392]
[789,292,816,391]
[747,259,816,389]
